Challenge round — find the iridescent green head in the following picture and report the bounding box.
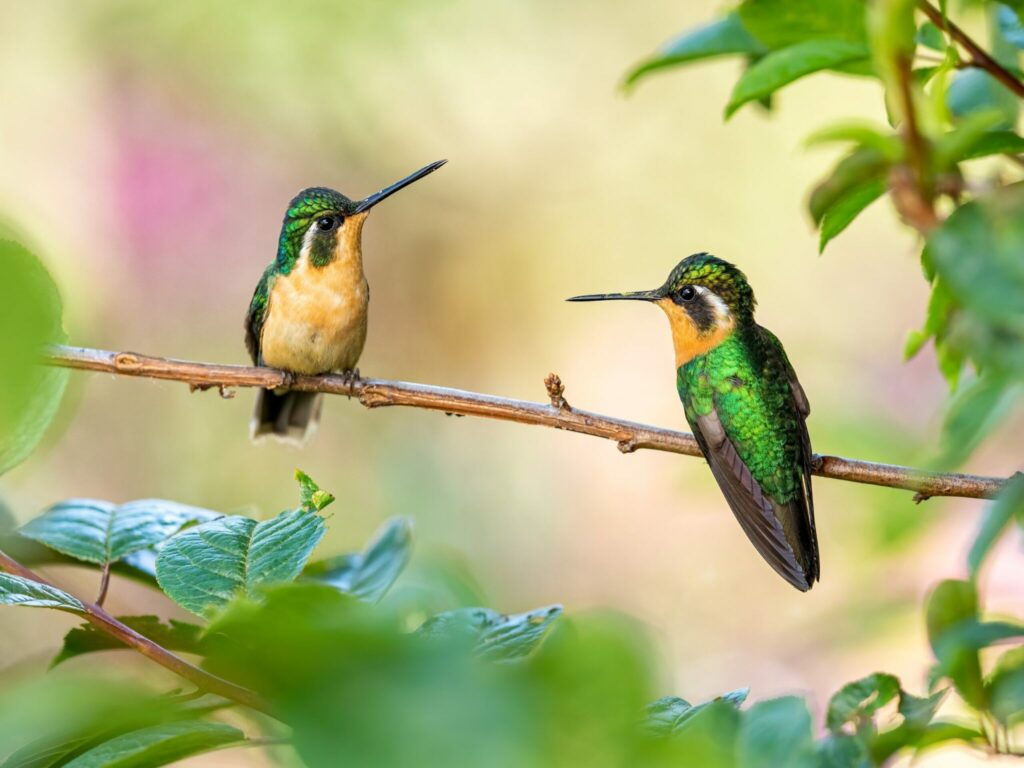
[568,253,756,366]
[275,160,446,273]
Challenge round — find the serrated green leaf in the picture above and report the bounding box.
[156,506,326,616]
[0,241,69,476]
[52,616,203,667]
[62,721,244,768]
[295,470,335,512]
[726,40,870,118]
[0,573,83,612]
[819,179,886,252]
[417,604,562,661]
[304,517,412,603]
[624,14,767,89]
[738,0,867,48]
[737,697,814,768]
[826,672,901,731]
[645,688,748,736]
[20,500,219,566]
[968,473,1024,579]
[809,147,890,224]
[926,579,985,708]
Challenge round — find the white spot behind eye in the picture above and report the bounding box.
[696,286,732,323]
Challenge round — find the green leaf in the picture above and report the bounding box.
[947,69,1020,130]
[20,500,219,566]
[738,0,868,48]
[156,506,326,616]
[870,720,986,762]
[968,473,1024,579]
[898,688,946,728]
[957,129,1024,160]
[818,179,887,252]
[645,688,748,736]
[304,517,412,603]
[0,573,83,612]
[816,733,870,767]
[935,373,1017,468]
[726,40,870,118]
[417,604,563,661]
[926,579,985,709]
[295,470,335,512]
[61,721,244,768]
[804,121,901,158]
[932,110,1008,169]
[0,241,69,475]
[52,616,203,667]
[916,21,947,51]
[624,14,767,89]
[989,646,1024,724]
[826,672,901,732]
[737,697,814,768]
[809,147,890,224]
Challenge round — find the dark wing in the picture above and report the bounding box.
[690,408,815,591]
[244,269,273,366]
[759,326,819,584]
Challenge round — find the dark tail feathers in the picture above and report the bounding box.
[250,389,323,445]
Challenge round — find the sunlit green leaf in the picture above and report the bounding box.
[62,721,244,768]
[295,470,335,512]
[624,14,767,89]
[826,672,900,732]
[0,241,69,476]
[0,573,83,612]
[804,121,901,158]
[968,473,1024,579]
[418,604,563,661]
[20,500,219,566]
[738,0,867,48]
[818,179,887,252]
[52,616,203,667]
[726,40,869,118]
[737,697,814,768]
[304,517,412,603]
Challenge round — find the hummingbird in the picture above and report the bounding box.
[245,160,446,442]
[568,253,819,591]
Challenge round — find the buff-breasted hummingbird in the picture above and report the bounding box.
[569,253,820,591]
[245,160,446,443]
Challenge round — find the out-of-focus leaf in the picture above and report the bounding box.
[0,241,69,476]
[933,110,1007,168]
[998,5,1024,48]
[20,500,219,567]
[624,14,767,89]
[0,573,83,612]
[304,517,412,603]
[737,697,814,768]
[804,121,901,158]
[809,147,889,223]
[968,473,1024,579]
[947,69,1020,129]
[645,688,748,736]
[417,604,563,661]
[989,646,1024,724]
[817,732,870,767]
[738,0,868,47]
[661,700,741,768]
[898,688,946,727]
[916,21,947,51]
[871,720,986,762]
[52,616,203,667]
[726,40,869,118]
[818,179,886,252]
[295,469,335,512]
[826,672,901,732]
[926,579,986,709]
[958,129,1024,159]
[62,721,244,768]
[935,373,1016,468]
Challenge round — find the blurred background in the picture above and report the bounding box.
[0,1,1020,764]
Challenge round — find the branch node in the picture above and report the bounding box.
[544,373,570,411]
[218,385,235,400]
[913,492,932,504]
[113,352,141,370]
[618,438,638,454]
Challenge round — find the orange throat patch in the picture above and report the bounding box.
[655,297,735,368]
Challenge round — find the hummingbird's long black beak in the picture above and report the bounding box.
[566,289,662,302]
[353,159,447,213]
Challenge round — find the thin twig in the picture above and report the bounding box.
[43,345,1008,500]
[918,0,1024,100]
[0,549,273,717]
[96,561,111,606]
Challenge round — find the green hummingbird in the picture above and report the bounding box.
[568,253,819,591]
[245,160,446,443]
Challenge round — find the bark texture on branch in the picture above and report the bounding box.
[43,345,1008,501]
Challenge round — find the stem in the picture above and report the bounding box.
[43,345,1008,501]
[918,0,1024,99]
[0,549,274,717]
[96,561,111,606]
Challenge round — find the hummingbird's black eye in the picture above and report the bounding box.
[675,285,697,303]
[315,215,339,232]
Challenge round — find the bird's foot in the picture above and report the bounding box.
[341,368,362,398]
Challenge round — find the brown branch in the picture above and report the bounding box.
[918,0,1024,100]
[96,561,111,606]
[42,345,1008,500]
[0,548,273,716]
